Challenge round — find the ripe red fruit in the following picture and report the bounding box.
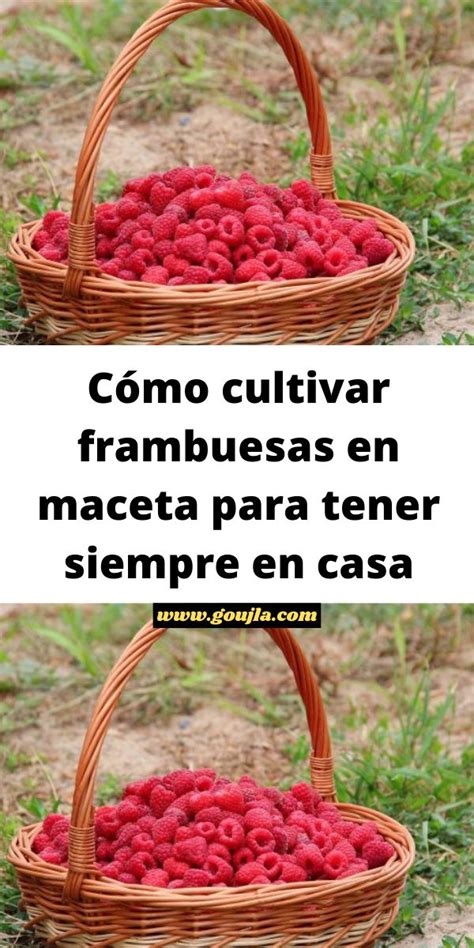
[149,785,175,818]
[246,828,275,855]
[246,225,275,253]
[362,838,395,868]
[217,818,245,850]
[149,182,175,214]
[174,836,208,867]
[182,868,211,887]
[362,235,394,265]
[142,266,169,285]
[142,868,170,887]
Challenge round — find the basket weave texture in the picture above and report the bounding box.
[8,0,415,346]
[9,623,415,946]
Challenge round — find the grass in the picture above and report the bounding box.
[0,604,472,944]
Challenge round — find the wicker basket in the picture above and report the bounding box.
[9,0,415,346]
[9,622,415,946]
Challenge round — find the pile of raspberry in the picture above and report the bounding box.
[33,166,395,285]
[33,769,395,888]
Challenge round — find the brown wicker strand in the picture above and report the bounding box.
[310,152,336,197]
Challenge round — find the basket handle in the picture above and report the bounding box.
[64,0,335,298]
[63,622,334,899]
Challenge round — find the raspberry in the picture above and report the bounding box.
[256,249,282,277]
[272,826,289,854]
[168,276,185,286]
[312,818,332,835]
[362,838,395,868]
[154,239,174,260]
[33,831,52,853]
[338,861,368,879]
[217,818,245,850]
[168,167,195,193]
[295,241,324,274]
[128,852,154,880]
[349,219,378,246]
[189,188,215,212]
[168,879,185,888]
[152,814,179,843]
[174,836,208,866]
[101,863,122,880]
[97,213,120,237]
[123,177,153,199]
[334,236,356,258]
[334,839,357,862]
[40,847,64,865]
[176,233,208,264]
[215,785,245,814]
[279,861,307,882]
[95,237,113,259]
[333,821,358,839]
[290,783,316,814]
[182,266,210,284]
[182,868,211,887]
[246,225,275,253]
[114,242,133,261]
[323,246,349,275]
[163,770,196,796]
[116,872,137,885]
[205,252,233,282]
[207,854,233,885]
[209,842,232,863]
[315,199,342,221]
[349,822,378,851]
[101,259,121,277]
[114,846,132,865]
[124,778,153,799]
[244,205,274,229]
[291,179,316,210]
[163,857,192,880]
[153,842,173,864]
[131,833,155,854]
[142,868,169,887]
[294,844,324,878]
[40,244,64,262]
[116,799,141,824]
[234,862,268,885]
[195,172,214,190]
[117,198,144,222]
[149,182,175,214]
[142,265,169,285]
[163,254,188,277]
[217,215,245,248]
[246,828,275,856]
[362,235,394,265]
[323,850,349,879]
[214,182,245,211]
[43,211,69,234]
[208,239,231,260]
[340,259,368,275]
[244,808,273,832]
[280,259,307,280]
[137,212,157,232]
[150,215,176,242]
[235,259,265,283]
[195,218,217,239]
[175,825,193,842]
[149,785,175,818]
[256,852,283,881]
[43,814,69,838]
[233,846,254,869]
[272,223,289,251]
[33,229,52,250]
[95,815,121,840]
[128,249,155,275]
[166,203,188,222]
[233,244,254,266]
[194,821,217,842]
[117,220,141,242]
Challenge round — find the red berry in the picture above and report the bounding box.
[206,854,233,884]
[194,821,217,843]
[294,844,324,877]
[362,837,395,868]
[256,249,282,277]
[164,856,193,880]
[153,842,173,864]
[128,852,155,880]
[362,235,394,265]
[217,215,245,248]
[149,182,175,214]
[244,808,273,832]
[163,254,188,277]
[246,828,275,856]
[174,836,208,867]
[142,265,169,285]
[280,259,307,280]
[246,225,275,253]
[141,868,169,887]
[33,831,52,853]
[323,850,349,879]
[217,818,245,850]
[176,233,208,264]
[182,868,211,887]
[323,246,349,276]
[182,266,210,284]
[128,249,155,276]
[279,861,306,882]
[149,785,175,818]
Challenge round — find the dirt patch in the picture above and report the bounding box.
[390,302,474,344]
[397,904,474,946]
